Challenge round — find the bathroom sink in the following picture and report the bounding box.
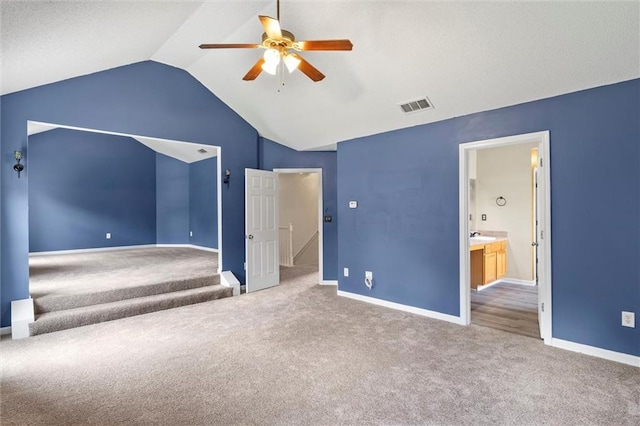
[470,236,496,244]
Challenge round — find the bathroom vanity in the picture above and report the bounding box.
[470,238,507,289]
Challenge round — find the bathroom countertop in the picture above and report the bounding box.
[469,237,507,251]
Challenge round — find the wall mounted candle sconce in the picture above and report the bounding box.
[223,169,231,185]
[13,151,24,178]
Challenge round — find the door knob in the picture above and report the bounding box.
[247,234,254,240]
[531,242,538,247]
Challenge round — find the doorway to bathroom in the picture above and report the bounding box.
[459,131,552,343]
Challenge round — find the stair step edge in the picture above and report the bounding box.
[34,284,231,321]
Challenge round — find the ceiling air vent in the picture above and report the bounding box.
[197,148,208,154]
[399,97,433,114]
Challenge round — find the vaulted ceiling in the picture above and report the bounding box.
[2,1,639,151]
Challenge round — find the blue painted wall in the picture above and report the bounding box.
[0,61,259,326]
[29,129,156,252]
[338,79,640,356]
[156,153,189,245]
[189,157,218,249]
[259,138,338,281]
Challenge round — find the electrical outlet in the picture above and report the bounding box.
[343,268,349,277]
[622,311,635,328]
[106,233,111,239]
[365,271,373,289]
[481,214,487,221]
[190,231,193,237]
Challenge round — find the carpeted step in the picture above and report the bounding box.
[33,275,221,314]
[29,284,232,336]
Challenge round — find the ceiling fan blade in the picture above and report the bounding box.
[199,43,261,49]
[242,58,266,81]
[290,53,325,82]
[296,40,353,51]
[259,15,282,39]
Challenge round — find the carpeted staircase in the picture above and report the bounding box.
[29,274,232,336]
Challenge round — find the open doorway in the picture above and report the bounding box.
[275,168,323,285]
[459,131,552,344]
[467,142,539,338]
[25,121,225,335]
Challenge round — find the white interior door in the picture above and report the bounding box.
[245,169,280,292]
[534,166,543,338]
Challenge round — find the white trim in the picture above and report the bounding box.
[11,298,34,340]
[220,270,241,296]
[31,244,218,256]
[191,245,218,253]
[551,338,640,368]
[157,244,218,253]
[320,280,338,286]
[217,151,223,274]
[459,131,553,344]
[273,168,325,284]
[499,278,536,286]
[476,278,536,291]
[337,290,465,326]
[0,326,12,336]
[475,280,502,291]
[30,244,157,256]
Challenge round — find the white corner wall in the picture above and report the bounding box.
[278,173,319,261]
[476,143,537,281]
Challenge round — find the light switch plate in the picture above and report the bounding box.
[106,233,111,239]
[343,268,349,277]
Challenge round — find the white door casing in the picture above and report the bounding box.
[534,166,543,337]
[245,169,280,292]
[273,168,327,284]
[459,131,552,344]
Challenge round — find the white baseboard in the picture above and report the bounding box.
[157,244,218,253]
[0,326,12,336]
[476,278,535,291]
[32,244,219,256]
[337,290,465,326]
[476,280,501,291]
[189,244,218,253]
[220,270,241,296]
[320,280,338,286]
[500,278,536,286]
[551,338,640,367]
[11,298,34,340]
[30,244,157,256]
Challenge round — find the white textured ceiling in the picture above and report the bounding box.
[4,1,639,151]
[27,122,218,163]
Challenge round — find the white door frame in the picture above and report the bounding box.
[273,168,326,284]
[459,131,552,344]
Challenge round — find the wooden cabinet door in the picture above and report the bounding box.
[497,251,506,279]
[483,252,497,284]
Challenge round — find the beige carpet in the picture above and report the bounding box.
[30,247,219,299]
[2,266,639,425]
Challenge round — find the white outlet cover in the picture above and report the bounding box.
[349,201,357,209]
[106,233,111,239]
[365,271,373,280]
[622,311,635,328]
[343,268,349,277]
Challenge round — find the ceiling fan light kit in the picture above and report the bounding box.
[199,0,352,83]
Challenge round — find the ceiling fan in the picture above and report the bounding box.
[199,0,352,82]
